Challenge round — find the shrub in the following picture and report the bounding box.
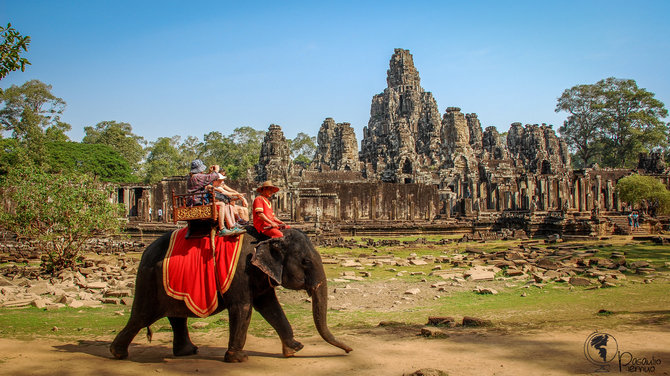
[0,168,124,274]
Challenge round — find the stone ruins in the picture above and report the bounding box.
[119,48,668,237]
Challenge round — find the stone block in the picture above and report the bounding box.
[569,277,591,286]
[340,260,362,268]
[31,298,50,309]
[103,289,132,298]
[462,316,491,327]
[86,281,108,289]
[420,327,448,338]
[120,297,133,306]
[464,270,495,281]
[473,286,498,295]
[504,268,524,277]
[427,316,456,326]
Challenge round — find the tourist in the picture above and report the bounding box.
[253,181,288,238]
[211,169,249,223]
[207,173,246,236]
[628,212,633,231]
[148,207,152,222]
[187,159,220,205]
[158,208,163,222]
[632,211,640,231]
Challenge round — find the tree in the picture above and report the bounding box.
[289,132,316,167]
[598,78,668,167]
[46,141,136,182]
[228,126,265,180]
[0,168,125,274]
[178,135,203,169]
[144,136,184,183]
[555,84,603,167]
[0,80,67,138]
[201,127,265,181]
[0,80,70,166]
[616,174,670,215]
[82,120,146,175]
[0,23,31,80]
[0,137,28,176]
[556,78,668,168]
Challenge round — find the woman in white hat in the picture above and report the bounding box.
[208,172,246,236]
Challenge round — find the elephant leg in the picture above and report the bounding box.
[224,303,252,363]
[110,311,160,359]
[253,289,303,357]
[168,317,199,356]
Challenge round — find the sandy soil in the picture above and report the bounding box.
[1,325,668,376]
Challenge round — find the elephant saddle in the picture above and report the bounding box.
[162,227,244,317]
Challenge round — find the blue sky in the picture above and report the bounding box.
[2,0,669,144]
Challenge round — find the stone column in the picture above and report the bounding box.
[578,178,586,212]
[605,180,613,211]
[545,177,551,210]
[539,180,546,211]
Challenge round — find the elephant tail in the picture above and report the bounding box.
[146,326,153,343]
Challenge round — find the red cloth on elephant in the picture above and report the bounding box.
[162,228,243,317]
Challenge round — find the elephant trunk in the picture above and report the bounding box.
[310,280,353,353]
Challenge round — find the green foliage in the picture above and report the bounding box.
[616,174,670,215]
[0,168,125,274]
[200,126,265,181]
[0,23,31,80]
[0,137,29,176]
[557,77,669,168]
[556,83,603,167]
[0,80,67,139]
[0,80,70,167]
[143,136,184,183]
[82,121,146,175]
[45,142,136,182]
[140,126,267,183]
[288,132,316,165]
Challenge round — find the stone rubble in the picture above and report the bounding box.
[0,250,137,310]
[0,232,661,313]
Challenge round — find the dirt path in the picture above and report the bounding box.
[1,326,668,376]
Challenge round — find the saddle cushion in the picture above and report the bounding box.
[162,227,243,317]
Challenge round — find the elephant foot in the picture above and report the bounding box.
[110,343,129,360]
[282,339,304,357]
[224,350,248,363]
[173,343,199,357]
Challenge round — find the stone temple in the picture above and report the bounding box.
[122,48,668,237]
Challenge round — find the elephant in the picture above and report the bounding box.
[110,226,352,362]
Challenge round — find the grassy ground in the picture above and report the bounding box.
[0,235,668,341]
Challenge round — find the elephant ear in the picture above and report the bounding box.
[251,238,286,285]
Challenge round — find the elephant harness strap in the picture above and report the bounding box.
[162,228,244,317]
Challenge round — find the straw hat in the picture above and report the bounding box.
[256,181,280,194]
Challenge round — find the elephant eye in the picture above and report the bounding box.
[301,258,312,266]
